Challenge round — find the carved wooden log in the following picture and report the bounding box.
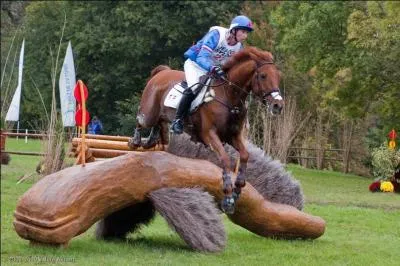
[14,151,325,247]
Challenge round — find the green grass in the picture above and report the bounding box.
[288,164,400,210]
[1,139,399,265]
[3,138,45,153]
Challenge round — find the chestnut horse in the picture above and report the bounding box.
[129,47,284,213]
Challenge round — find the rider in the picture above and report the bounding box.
[170,15,254,134]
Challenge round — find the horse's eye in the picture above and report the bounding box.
[260,73,267,80]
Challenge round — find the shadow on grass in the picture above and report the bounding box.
[65,235,192,254]
[126,236,192,252]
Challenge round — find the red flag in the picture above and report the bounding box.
[388,129,397,140]
[75,109,90,126]
[74,81,88,103]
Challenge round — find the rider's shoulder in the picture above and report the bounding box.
[208,26,228,35]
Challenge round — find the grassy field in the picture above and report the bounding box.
[1,139,399,265]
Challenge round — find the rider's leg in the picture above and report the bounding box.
[171,59,206,134]
[170,88,196,134]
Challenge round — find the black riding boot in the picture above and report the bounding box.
[171,88,195,134]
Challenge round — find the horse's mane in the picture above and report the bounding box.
[222,47,274,72]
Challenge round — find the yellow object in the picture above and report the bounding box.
[388,140,396,150]
[380,181,394,192]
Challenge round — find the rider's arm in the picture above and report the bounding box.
[195,30,220,72]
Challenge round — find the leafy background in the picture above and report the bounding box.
[1,1,399,174]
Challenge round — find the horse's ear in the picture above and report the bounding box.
[263,51,274,62]
[248,52,258,62]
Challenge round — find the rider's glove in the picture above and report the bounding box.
[211,66,226,79]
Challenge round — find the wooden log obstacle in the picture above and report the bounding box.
[14,133,326,251]
[14,151,325,249]
[71,134,165,163]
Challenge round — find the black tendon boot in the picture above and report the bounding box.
[170,88,195,134]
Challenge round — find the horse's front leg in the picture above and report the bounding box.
[231,134,249,200]
[204,130,235,214]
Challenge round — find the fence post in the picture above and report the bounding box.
[25,129,28,143]
[16,121,20,141]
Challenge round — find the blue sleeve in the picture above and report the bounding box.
[196,30,220,72]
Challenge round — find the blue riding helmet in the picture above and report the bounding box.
[229,15,254,32]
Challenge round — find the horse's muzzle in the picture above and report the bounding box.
[271,103,283,115]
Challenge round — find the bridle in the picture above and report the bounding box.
[195,59,283,113]
[254,61,282,105]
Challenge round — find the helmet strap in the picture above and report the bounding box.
[229,29,238,44]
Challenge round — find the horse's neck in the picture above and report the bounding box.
[224,60,255,104]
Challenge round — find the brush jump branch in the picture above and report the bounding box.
[74,80,90,166]
[13,152,326,247]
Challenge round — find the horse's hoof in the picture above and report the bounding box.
[222,175,233,194]
[222,184,233,195]
[232,189,241,201]
[142,142,157,149]
[234,178,246,188]
[221,196,235,214]
[128,138,140,149]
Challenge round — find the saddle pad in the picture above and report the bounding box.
[164,78,213,111]
[189,78,212,112]
[164,83,185,108]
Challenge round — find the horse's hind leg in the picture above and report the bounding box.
[128,113,147,149]
[128,125,143,149]
[159,121,170,150]
[142,125,161,149]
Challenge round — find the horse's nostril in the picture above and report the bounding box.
[271,104,283,115]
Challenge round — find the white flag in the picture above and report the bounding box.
[5,39,25,122]
[59,41,76,127]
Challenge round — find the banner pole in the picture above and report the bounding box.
[79,80,86,167]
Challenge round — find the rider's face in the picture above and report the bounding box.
[236,29,249,42]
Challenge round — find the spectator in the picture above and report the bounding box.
[88,116,103,135]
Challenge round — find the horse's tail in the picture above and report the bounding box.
[150,65,171,78]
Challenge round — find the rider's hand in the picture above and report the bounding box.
[211,66,226,79]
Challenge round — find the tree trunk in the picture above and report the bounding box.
[342,120,353,173]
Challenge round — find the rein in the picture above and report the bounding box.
[210,60,281,112]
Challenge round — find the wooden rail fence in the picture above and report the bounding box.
[1,130,352,172]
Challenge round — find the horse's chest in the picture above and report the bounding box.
[217,114,245,142]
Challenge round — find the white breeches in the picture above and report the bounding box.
[184,59,207,92]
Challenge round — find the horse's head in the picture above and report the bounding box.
[223,47,284,115]
[249,52,284,115]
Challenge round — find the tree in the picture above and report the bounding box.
[5,1,243,133]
